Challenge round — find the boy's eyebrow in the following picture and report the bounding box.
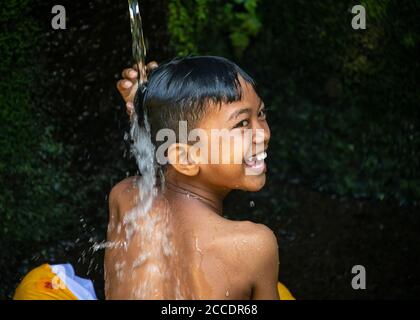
[228,108,252,121]
[228,100,264,121]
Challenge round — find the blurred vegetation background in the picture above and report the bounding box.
[1,0,419,299]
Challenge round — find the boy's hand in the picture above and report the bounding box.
[116,61,158,117]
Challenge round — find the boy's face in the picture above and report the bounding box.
[191,76,271,192]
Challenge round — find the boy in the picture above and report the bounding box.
[106,56,291,300]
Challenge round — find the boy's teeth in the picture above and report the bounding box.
[246,152,267,164]
[256,152,267,161]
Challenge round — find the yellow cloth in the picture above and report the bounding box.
[14,264,295,300]
[278,281,295,300]
[13,264,78,300]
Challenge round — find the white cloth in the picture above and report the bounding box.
[50,264,97,300]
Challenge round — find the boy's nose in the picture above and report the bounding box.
[250,127,270,157]
[253,128,266,145]
[252,124,270,145]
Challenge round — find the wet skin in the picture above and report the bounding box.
[105,67,279,300]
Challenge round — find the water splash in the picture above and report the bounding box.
[124,111,158,241]
[125,0,159,243]
[95,1,186,299]
[126,0,158,232]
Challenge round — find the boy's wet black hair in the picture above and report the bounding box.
[133,56,257,147]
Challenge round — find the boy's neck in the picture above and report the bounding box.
[164,169,229,216]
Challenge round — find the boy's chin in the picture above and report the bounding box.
[242,174,266,192]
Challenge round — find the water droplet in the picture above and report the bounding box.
[195,238,202,253]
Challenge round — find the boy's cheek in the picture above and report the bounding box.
[223,134,249,165]
[230,134,247,165]
[201,130,251,165]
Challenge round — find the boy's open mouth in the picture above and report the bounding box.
[244,151,267,173]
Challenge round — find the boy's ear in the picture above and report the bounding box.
[167,143,200,176]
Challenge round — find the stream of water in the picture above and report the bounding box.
[92,1,184,299]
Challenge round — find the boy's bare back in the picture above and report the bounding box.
[104,176,280,300]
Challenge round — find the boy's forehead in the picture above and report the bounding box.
[197,76,261,128]
[223,77,260,110]
[204,85,261,122]
[238,75,257,98]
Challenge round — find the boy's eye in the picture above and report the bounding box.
[233,119,250,128]
[258,108,267,119]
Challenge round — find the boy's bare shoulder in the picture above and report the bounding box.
[110,175,140,196]
[218,219,279,264]
[207,218,279,289]
[234,220,278,251]
[108,176,141,216]
[236,220,279,285]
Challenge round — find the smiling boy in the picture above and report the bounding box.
[105,56,284,300]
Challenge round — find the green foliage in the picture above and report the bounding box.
[244,0,420,205]
[0,1,76,243]
[168,0,261,57]
[268,100,420,204]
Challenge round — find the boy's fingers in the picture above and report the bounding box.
[126,102,134,116]
[132,61,158,72]
[117,79,132,93]
[146,61,158,71]
[122,68,138,80]
[119,80,138,103]
[117,80,137,104]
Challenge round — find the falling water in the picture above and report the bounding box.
[84,2,197,300]
[124,0,162,246]
[92,1,186,300]
[128,0,147,88]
